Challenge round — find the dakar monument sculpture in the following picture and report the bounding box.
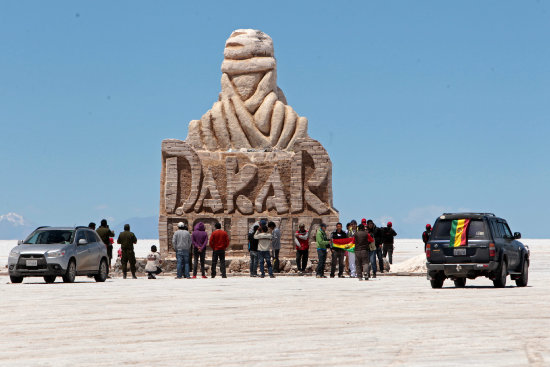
[159,29,339,257]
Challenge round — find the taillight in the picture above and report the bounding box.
[489,243,495,258]
[426,243,431,259]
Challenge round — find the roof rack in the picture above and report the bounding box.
[442,212,495,217]
[35,226,50,230]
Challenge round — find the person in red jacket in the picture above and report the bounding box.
[294,223,309,275]
[209,222,229,278]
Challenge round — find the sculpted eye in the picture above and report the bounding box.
[226,42,243,48]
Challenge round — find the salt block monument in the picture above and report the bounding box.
[159,29,339,257]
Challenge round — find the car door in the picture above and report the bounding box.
[85,230,102,270]
[75,230,93,272]
[495,220,518,269]
[501,221,520,270]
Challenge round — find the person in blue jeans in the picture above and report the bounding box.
[315,223,330,278]
[172,222,192,279]
[254,222,275,278]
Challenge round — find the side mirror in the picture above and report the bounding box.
[514,232,521,240]
[78,238,88,245]
[17,240,23,245]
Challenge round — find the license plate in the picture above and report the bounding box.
[454,248,467,256]
[26,259,38,267]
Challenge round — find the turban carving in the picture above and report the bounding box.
[186,29,309,151]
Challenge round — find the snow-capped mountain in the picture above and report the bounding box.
[0,213,36,240]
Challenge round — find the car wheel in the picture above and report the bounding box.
[454,278,466,288]
[44,275,56,283]
[515,258,529,287]
[430,273,445,288]
[62,260,76,283]
[493,260,507,288]
[94,259,108,282]
[10,275,23,284]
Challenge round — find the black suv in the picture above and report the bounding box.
[426,213,529,288]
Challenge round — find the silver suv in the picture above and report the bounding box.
[8,226,109,283]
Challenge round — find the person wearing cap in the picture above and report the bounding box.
[254,222,275,278]
[117,224,138,279]
[295,224,309,274]
[346,220,358,277]
[366,219,383,276]
[382,222,397,265]
[315,223,330,278]
[422,224,432,252]
[173,222,192,279]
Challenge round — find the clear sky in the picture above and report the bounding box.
[1,1,549,238]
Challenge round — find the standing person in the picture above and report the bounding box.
[248,225,260,277]
[173,222,192,279]
[422,224,432,251]
[268,221,281,273]
[382,222,397,265]
[88,222,96,230]
[367,219,384,273]
[209,222,229,278]
[96,219,115,272]
[354,224,373,281]
[117,224,138,279]
[295,224,309,275]
[145,245,163,279]
[330,222,347,278]
[255,223,275,278]
[315,223,330,278]
[366,220,380,278]
[191,222,208,279]
[347,220,357,277]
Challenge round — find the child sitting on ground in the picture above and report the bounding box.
[145,245,163,279]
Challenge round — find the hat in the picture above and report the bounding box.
[387,222,392,227]
[426,224,432,229]
[178,222,185,228]
[361,218,367,225]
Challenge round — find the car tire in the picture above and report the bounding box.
[94,259,108,282]
[515,258,529,287]
[430,273,445,288]
[454,278,466,288]
[10,275,23,284]
[493,260,507,288]
[44,275,56,283]
[62,260,76,283]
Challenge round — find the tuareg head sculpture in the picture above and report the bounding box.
[186,29,309,151]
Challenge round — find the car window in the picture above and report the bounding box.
[490,220,502,238]
[499,222,512,238]
[431,219,489,240]
[75,230,87,243]
[85,231,100,243]
[24,230,74,244]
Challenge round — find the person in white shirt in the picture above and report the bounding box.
[145,245,163,279]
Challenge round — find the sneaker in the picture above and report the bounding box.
[123,274,127,279]
[222,275,227,278]
[175,276,182,279]
[316,275,321,278]
[269,275,275,278]
[373,273,377,278]
[330,275,335,278]
[192,276,197,279]
[260,274,265,278]
[202,275,207,279]
[148,274,153,279]
[338,275,345,278]
[186,277,191,279]
[151,274,156,279]
[132,275,138,279]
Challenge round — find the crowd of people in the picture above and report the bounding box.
[87,217,407,281]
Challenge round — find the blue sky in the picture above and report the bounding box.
[1,1,549,238]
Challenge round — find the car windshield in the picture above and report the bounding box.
[24,230,75,245]
[431,219,489,241]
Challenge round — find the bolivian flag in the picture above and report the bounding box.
[333,238,355,252]
[449,219,470,247]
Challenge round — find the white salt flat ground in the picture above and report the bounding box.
[1,240,548,366]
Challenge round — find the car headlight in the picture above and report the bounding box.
[9,250,19,258]
[46,250,65,258]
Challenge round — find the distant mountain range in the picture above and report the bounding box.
[0,213,37,240]
[0,213,159,240]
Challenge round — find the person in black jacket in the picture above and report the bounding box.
[422,224,432,252]
[382,222,397,264]
[367,219,384,275]
[330,222,347,278]
[248,225,260,277]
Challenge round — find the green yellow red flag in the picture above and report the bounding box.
[449,219,470,247]
[332,237,355,252]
